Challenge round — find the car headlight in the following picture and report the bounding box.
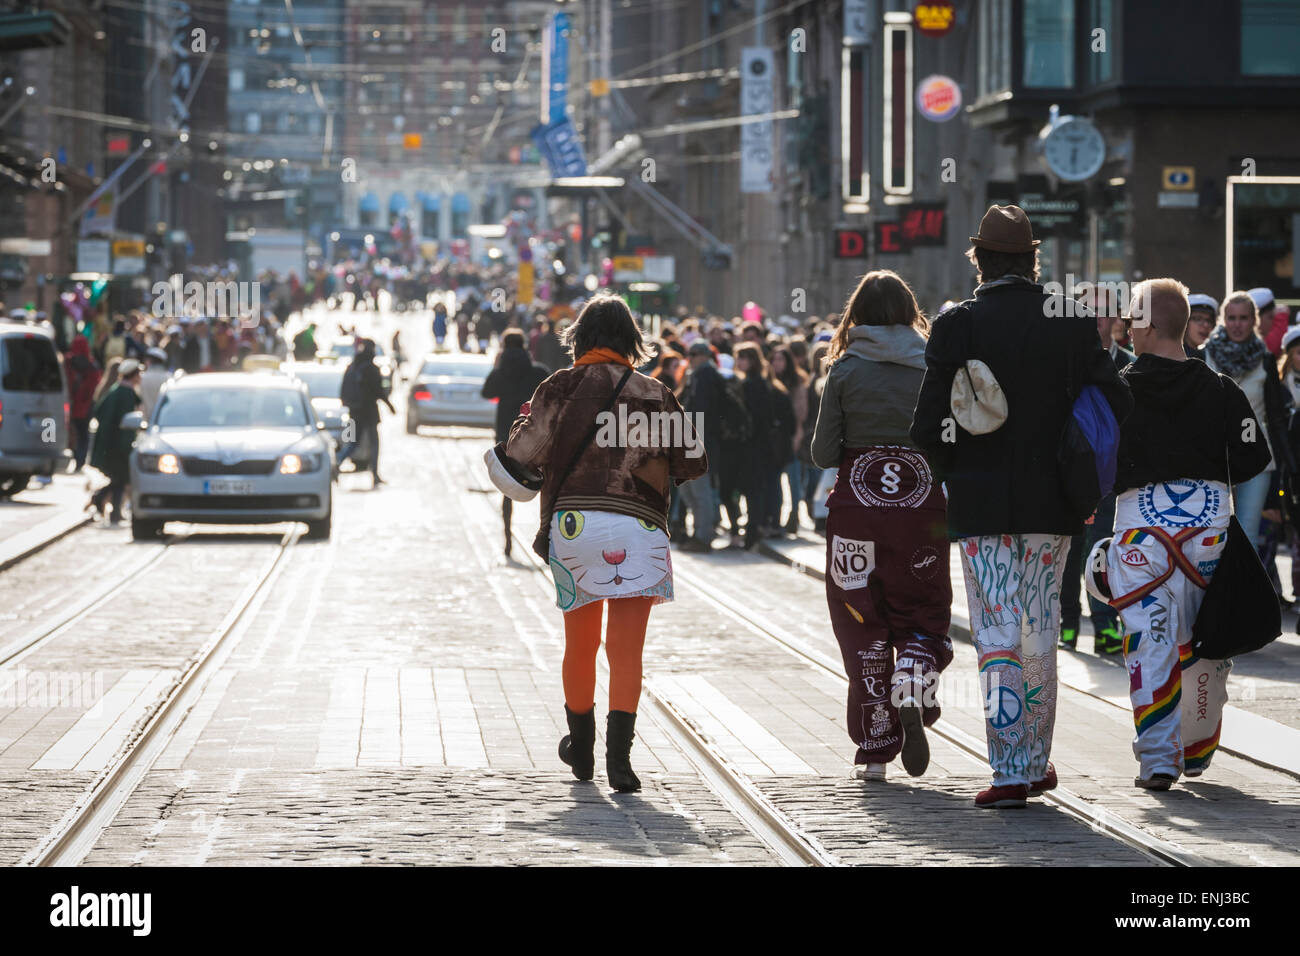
[280,452,322,474]
[138,452,181,474]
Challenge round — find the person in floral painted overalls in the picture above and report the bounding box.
[910,205,1132,808]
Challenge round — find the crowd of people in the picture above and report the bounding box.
[496,203,1290,808]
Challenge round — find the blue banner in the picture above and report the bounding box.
[530,118,589,178]
[549,12,569,125]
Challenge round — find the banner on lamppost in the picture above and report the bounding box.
[740,47,774,194]
[530,117,589,178]
[541,11,571,125]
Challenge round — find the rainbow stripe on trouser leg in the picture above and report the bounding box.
[959,533,1069,787]
[1108,480,1233,780]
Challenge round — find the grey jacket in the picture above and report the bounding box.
[810,324,927,468]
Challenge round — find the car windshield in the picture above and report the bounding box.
[419,361,487,379]
[154,388,309,428]
[291,368,344,398]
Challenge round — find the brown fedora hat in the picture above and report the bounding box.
[969,204,1041,254]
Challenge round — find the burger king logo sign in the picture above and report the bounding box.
[916,75,961,122]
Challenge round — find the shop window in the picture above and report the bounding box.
[977,0,1012,98]
[1087,0,1114,85]
[1242,0,1300,76]
[1023,0,1075,88]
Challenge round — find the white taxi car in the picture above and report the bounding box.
[127,373,333,541]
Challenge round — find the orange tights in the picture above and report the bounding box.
[562,597,654,715]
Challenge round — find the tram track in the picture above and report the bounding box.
[435,439,836,866]
[443,439,1210,867]
[0,531,188,669]
[20,526,300,867]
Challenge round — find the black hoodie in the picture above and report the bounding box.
[1114,353,1271,494]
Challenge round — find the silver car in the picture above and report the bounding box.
[406,354,496,432]
[128,373,333,541]
[281,362,352,451]
[0,320,67,497]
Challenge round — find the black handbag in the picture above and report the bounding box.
[531,367,633,559]
[1191,517,1282,659]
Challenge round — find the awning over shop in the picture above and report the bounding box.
[359,191,379,213]
[388,192,408,213]
[418,191,440,212]
[451,192,471,214]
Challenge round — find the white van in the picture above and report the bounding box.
[0,321,67,497]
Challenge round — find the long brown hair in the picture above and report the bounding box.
[734,342,767,381]
[828,270,927,362]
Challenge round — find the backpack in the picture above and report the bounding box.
[1058,384,1120,521]
[340,362,363,407]
[718,376,752,444]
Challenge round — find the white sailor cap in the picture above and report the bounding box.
[1282,325,1300,353]
[1187,293,1218,314]
[1248,287,1275,310]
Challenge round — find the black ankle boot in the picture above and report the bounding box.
[558,705,596,781]
[605,710,641,793]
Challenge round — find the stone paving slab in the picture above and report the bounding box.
[0,771,96,865]
[80,769,778,866]
[759,774,1150,866]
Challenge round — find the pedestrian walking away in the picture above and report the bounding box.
[811,270,954,783]
[1089,279,1270,790]
[337,338,396,487]
[88,358,143,524]
[481,329,549,557]
[910,204,1132,808]
[504,295,708,792]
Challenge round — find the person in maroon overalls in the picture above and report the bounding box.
[810,270,953,782]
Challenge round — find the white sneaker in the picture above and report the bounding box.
[852,763,887,781]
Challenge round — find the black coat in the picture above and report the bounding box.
[482,347,549,443]
[1115,354,1269,494]
[910,281,1133,539]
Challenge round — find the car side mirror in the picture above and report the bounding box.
[122,411,146,431]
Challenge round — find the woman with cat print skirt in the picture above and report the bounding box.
[507,295,708,792]
[810,270,954,783]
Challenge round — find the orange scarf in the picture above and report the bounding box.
[573,346,634,369]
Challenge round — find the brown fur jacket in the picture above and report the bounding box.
[506,362,709,531]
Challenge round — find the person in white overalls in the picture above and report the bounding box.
[1088,279,1270,790]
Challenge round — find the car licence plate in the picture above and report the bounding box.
[204,480,254,495]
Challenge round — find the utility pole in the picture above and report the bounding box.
[597,0,611,156]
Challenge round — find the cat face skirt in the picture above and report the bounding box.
[548,509,674,612]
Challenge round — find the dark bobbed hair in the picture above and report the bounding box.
[501,329,527,350]
[966,246,1041,284]
[560,294,652,364]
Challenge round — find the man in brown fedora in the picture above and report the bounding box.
[910,204,1132,808]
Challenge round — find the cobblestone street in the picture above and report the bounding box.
[3,342,1298,867]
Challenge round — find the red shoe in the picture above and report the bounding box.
[1028,762,1057,798]
[975,783,1029,809]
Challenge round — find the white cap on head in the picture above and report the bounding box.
[118,358,142,377]
[1187,293,1218,314]
[1282,325,1300,353]
[1248,287,1275,310]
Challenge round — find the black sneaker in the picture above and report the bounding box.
[897,699,930,777]
[1134,773,1178,791]
[1059,626,1078,650]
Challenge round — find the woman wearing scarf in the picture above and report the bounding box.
[811,270,953,782]
[1202,291,1295,550]
[506,295,708,792]
[64,336,102,472]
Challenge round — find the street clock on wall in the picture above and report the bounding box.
[1040,116,1106,183]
